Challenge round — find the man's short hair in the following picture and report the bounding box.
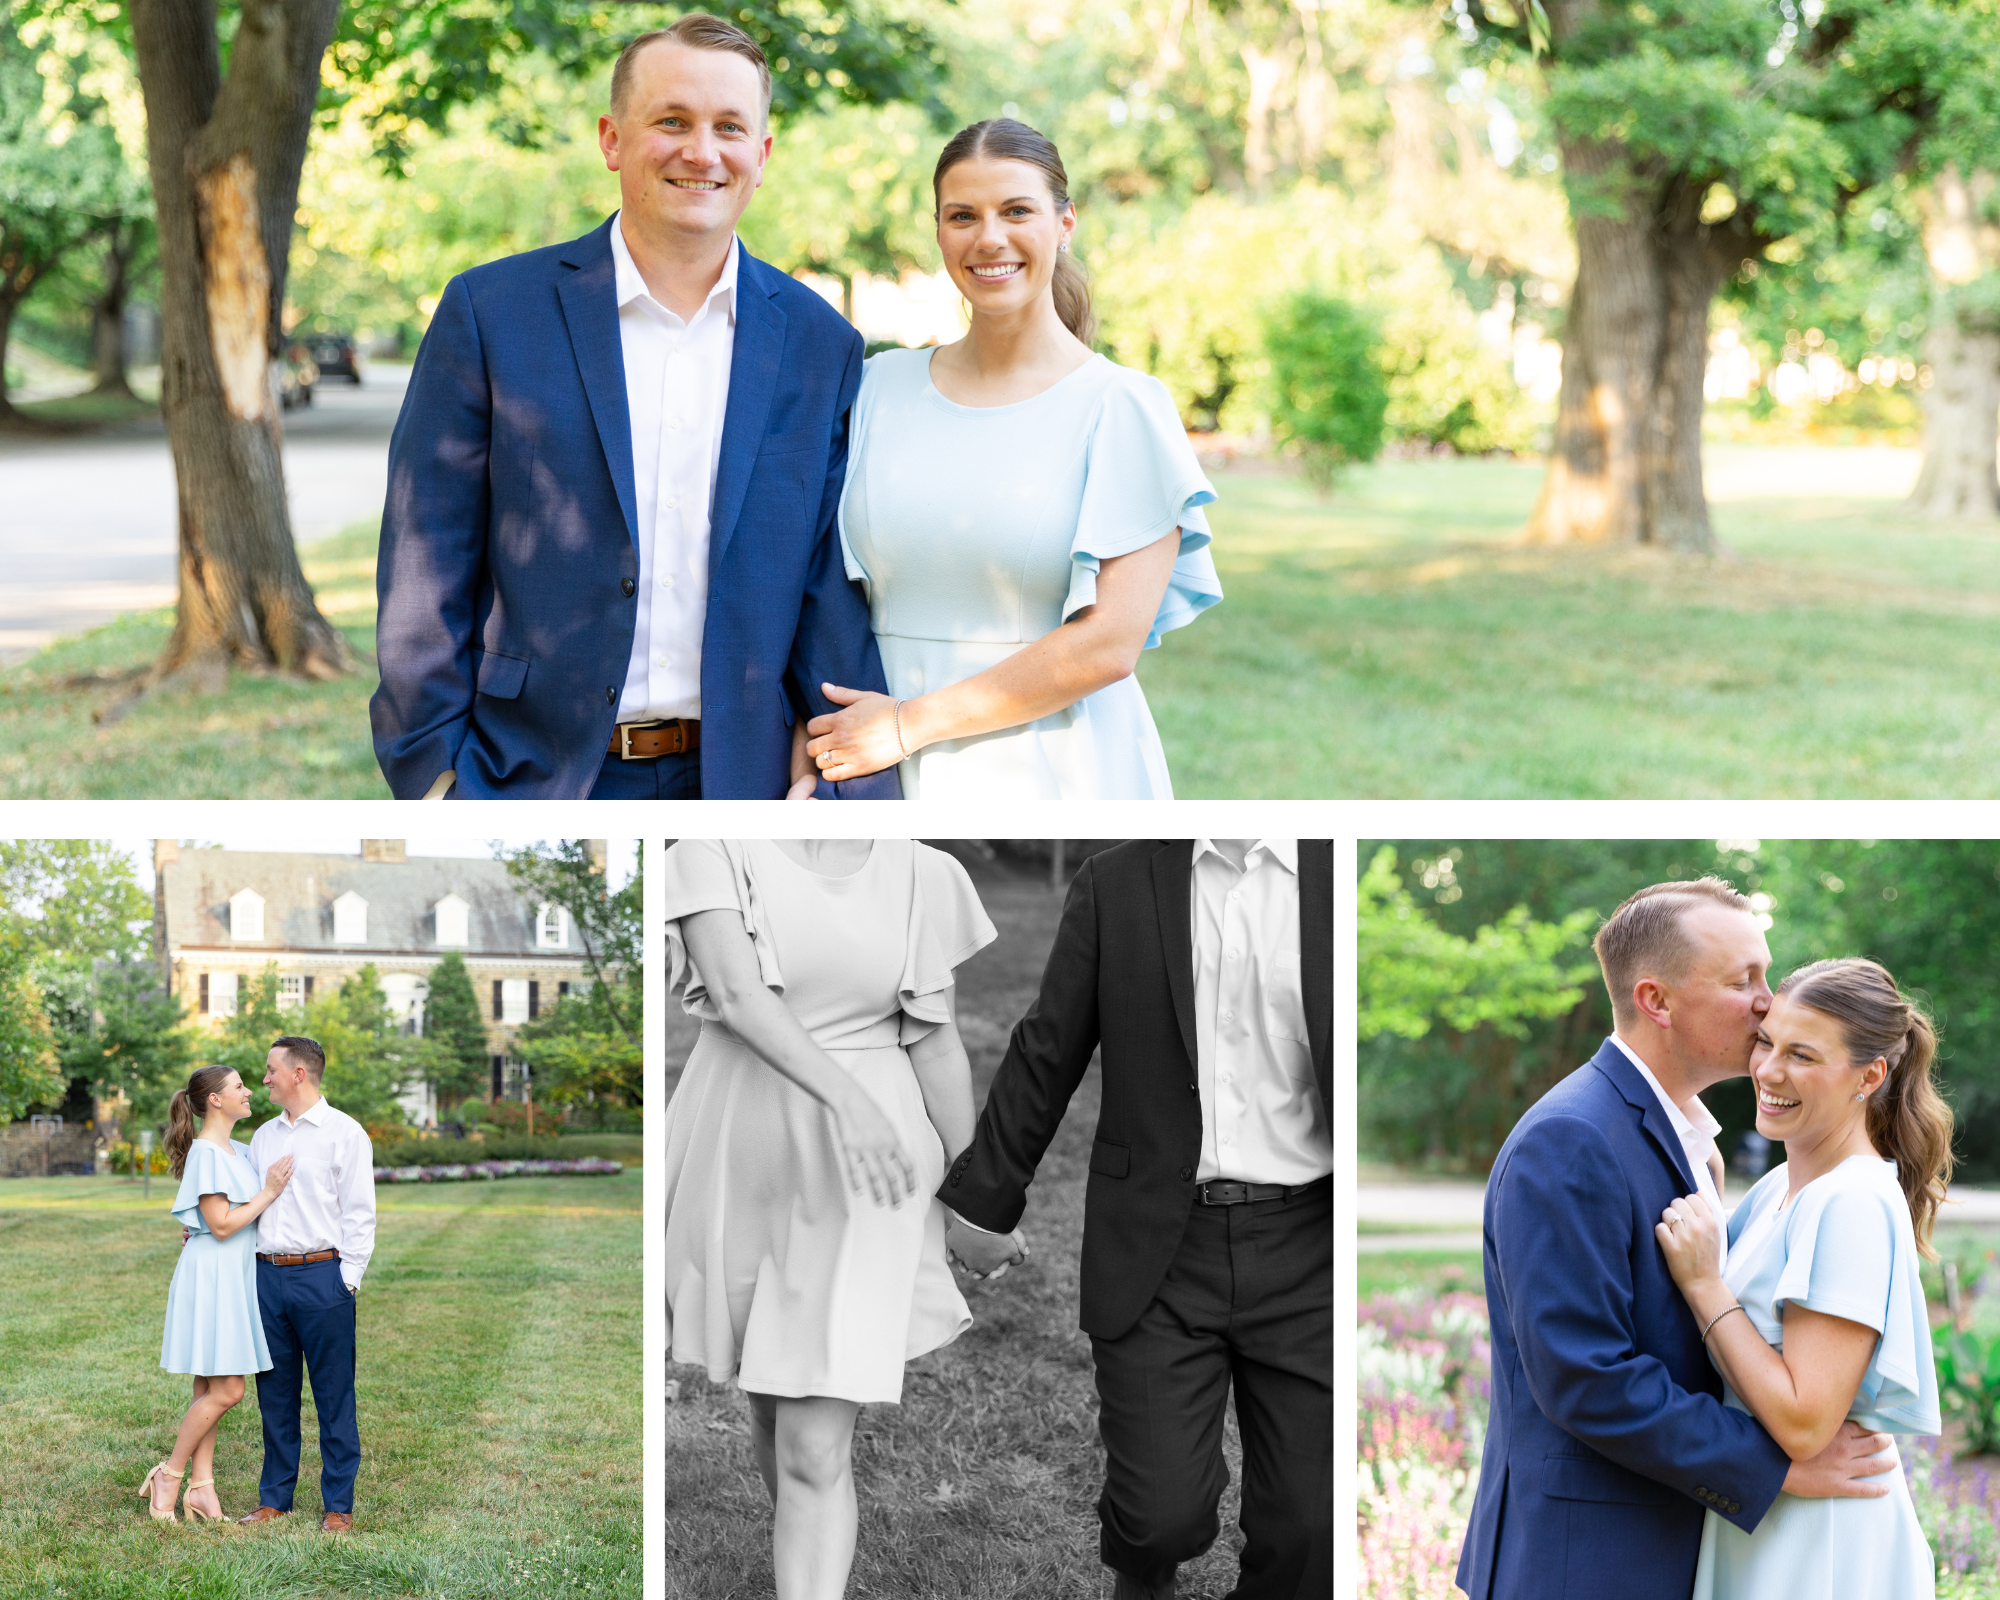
[272,1035,326,1084]
[610,15,772,123]
[1593,877,1753,1024]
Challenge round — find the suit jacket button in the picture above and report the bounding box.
[1179,1166,1193,1181]
[621,578,636,597]
[605,686,617,704]
[1695,1486,1708,1498]
[1728,1501,1740,1514]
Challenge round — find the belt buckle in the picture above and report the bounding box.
[620,722,636,760]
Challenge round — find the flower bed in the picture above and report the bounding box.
[372,1157,624,1183]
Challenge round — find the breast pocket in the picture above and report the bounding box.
[1260,946,1310,1044]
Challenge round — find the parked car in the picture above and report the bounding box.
[279,343,318,409]
[302,330,361,382]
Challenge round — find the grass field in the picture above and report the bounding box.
[1356,1248,1484,1301]
[663,854,1254,1599]
[0,1170,640,1600]
[6,443,1991,797]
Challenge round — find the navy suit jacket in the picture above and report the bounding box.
[1455,1039,1792,1600]
[370,216,898,799]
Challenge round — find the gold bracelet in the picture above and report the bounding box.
[1702,1303,1747,1342]
[892,699,911,759]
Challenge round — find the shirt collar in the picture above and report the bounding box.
[280,1095,328,1130]
[610,210,739,324]
[1192,839,1298,875]
[1610,1033,1721,1141]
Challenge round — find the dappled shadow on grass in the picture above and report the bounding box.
[0,1173,640,1599]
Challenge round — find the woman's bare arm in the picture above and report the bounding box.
[905,991,975,1166]
[194,1155,293,1241]
[1657,1192,1881,1460]
[805,529,1182,781]
[679,907,916,1207]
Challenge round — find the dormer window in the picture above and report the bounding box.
[536,904,569,949]
[228,889,264,942]
[435,894,470,948]
[333,891,368,944]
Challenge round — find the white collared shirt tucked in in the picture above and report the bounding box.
[1190,839,1332,1186]
[610,213,739,723]
[248,1096,378,1291]
[1611,1032,1729,1270]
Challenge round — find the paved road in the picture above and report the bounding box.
[0,366,408,663]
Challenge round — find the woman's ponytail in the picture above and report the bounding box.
[1050,249,1098,348]
[1777,959,1954,1257]
[165,1065,236,1180]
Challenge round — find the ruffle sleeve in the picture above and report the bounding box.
[898,845,1000,1047]
[662,840,785,1021]
[1772,1166,1939,1433]
[171,1139,257,1233]
[1061,368,1223,648]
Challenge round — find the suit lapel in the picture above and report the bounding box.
[1298,840,1333,1116]
[1589,1038,1700,1193]
[709,245,785,571]
[1152,841,1199,1072]
[555,220,638,554]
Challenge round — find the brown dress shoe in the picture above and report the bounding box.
[320,1512,353,1532]
[237,1506,287,1525]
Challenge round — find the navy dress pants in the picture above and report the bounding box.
[254,1257,360,1515]
[586,746,701,799]
[1090,1180,1333,1600]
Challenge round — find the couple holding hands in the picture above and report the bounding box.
[661,839,1332,1599]
[1463,877,1951,1600]
[372,14,1221,802]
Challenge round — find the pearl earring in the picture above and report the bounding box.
[1059,241,1069,253]
[1854,1092,1865,1101]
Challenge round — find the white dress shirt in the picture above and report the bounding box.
[610,213,738,723]
[1191,839,1332,1185]
[1610,1032,1728,1268]
[248,1095,378,1291]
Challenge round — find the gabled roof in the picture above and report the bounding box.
[159,849,563,957]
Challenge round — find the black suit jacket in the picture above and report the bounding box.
[941,839,1332,1339]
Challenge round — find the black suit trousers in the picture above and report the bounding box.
[1091,1180,1332,1600]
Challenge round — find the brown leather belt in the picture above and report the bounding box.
[258,1248,340,1266]
[608,718,700,760]
[1196,1177,1329,1207]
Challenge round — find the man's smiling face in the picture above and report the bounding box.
[598,40,771,245]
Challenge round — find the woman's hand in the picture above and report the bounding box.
[262,1154,295,1196]
[805,685,906,782]
[831,1087,917,1208]
[786,717,818,801]
[1655,1191,1725,1293]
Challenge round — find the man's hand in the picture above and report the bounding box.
[1782,1420,1899,1499]
[946,1214,1027,1281]
[786,717,818,801]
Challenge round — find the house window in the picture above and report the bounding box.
[435,894,469,948]
[229,889,264,942]
[558,981,570,999]
[536,905,568,949]
[208,971,238,1018]
[278,975,305,1010]
[491,1053,504,1098]
[528,980,540,1020]
[500,978,529,1025]
[333,892,367,944]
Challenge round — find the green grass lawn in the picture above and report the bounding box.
[663,854,1255,1598]
[0,1170,639,1600]
[1357,1248,1484,1301]
[9,445,1983,796]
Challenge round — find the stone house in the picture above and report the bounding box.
[153,839,603,1123]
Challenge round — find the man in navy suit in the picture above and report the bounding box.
[371,15,897,799]
[1456,877,1899,1600]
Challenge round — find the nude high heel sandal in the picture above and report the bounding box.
[182,1477,225,1522]
[138,1461,183,1522]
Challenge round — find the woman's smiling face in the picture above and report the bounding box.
[1750,992,1886,1152]
[935,155,1075,317]
[209,1070,253,1123]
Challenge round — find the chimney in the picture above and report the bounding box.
[587,840,608,876]
[154,839,179,871]
[360,840,406,864]
[151,841,174,970]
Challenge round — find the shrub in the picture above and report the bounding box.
[1263,291,1389,488]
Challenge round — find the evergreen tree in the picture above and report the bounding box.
[423,951,490,1111]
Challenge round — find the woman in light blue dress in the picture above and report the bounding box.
[800,117,1221,800]
[1656,958,1949,1599]
[139,1065,293,1523]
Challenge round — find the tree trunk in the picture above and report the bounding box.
[125,0,350,695]
[1907,168,2000,522]
[0,289,21,424]
[88,221,140,399]
[1526,143,1746,551]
